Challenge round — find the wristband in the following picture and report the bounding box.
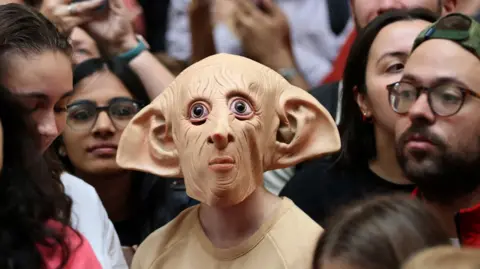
[117,35,149,63]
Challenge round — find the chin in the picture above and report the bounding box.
[209,185,257,208]
[83,162,123,175]
[404,158,439,179]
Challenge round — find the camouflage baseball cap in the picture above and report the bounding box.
[412,13,480,58]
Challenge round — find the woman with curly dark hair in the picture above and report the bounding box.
[0,86,101,268]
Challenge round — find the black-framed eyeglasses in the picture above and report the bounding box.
[66,97,143,131]
[386,81,480,117]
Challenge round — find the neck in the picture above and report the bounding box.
[198,187,282,248]
[427,190,479,238]
[369,125,411,185]
[75,169,133,222]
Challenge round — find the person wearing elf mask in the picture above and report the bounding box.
[116,53,340,269]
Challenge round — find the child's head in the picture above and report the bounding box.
[402,246,480,269]
[313,194,450,269]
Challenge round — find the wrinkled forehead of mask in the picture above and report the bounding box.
[163,53,287,114]
[116,53,341,181]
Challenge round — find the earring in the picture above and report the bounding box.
[58,146,67,157]
[353,86,359,95]
[362,112,373,123]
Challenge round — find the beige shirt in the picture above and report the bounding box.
[132,198,322,269]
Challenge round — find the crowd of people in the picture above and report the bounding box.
[0,0,479,268]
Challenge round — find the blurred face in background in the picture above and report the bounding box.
[358,19,432,137]
[395,39,480,204]
[3,51,73,152]
[70,27,101,65]
[350,0,455,29]
[61,70,141,176]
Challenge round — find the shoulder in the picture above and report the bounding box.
[61,173,128,269]
[271,199,323,235]
[63,229,103,269]
[39,222,102,269]
[281,158,337,197]
[281,158,352,225]
[267,199,322,269]
[61,173,98,199]
[132,205,200,269]
[61,173,104,223]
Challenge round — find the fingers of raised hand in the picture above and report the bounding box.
[61,0,105,16]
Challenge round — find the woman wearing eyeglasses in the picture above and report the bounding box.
[281,9,440,226]
[53,58,191,263]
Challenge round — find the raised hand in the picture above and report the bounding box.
[40,0,105,36]
[233,0,292,67]
[82,0,138,56]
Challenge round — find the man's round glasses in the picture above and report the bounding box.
[66,97,143,131]
[386,81,480,117]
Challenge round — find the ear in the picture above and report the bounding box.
[443,0,456,14]
[116,96,182,178]
[267,87,341,170]
[354,86,372,118]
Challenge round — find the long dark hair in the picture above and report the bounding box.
[336,9,439,169]
[312,194,450,269]
[0,86,74,268]
[0,2,72,203]
[0,4,74,268]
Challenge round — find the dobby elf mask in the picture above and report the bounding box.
[116,54,340,207]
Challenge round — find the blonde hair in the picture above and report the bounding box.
[402,246,480,269]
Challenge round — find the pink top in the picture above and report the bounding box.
[37,221,102,269]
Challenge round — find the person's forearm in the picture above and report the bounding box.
[105,36,176,100]
[129,50,175,99]
[190,23,216,63]
[262,49,310,90]
[189,6,216,63]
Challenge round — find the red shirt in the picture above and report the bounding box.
[37,221,102,269]
[412,188,480,247]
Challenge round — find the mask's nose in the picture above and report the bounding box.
[208,114,234,150]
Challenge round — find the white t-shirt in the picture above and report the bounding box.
[61,173,128,269]
[450,238,461,247]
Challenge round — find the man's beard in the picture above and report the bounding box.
[396,124,480,205]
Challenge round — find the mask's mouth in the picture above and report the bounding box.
[208,156,235,165]
[208,156,235,173]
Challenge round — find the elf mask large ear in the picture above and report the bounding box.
[117,53,341,177]
[116,88,182,178]
[266,84,341,170]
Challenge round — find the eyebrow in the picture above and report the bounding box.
[17,89,74,103]
[401,73,471,89]
[376,51,408,65]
